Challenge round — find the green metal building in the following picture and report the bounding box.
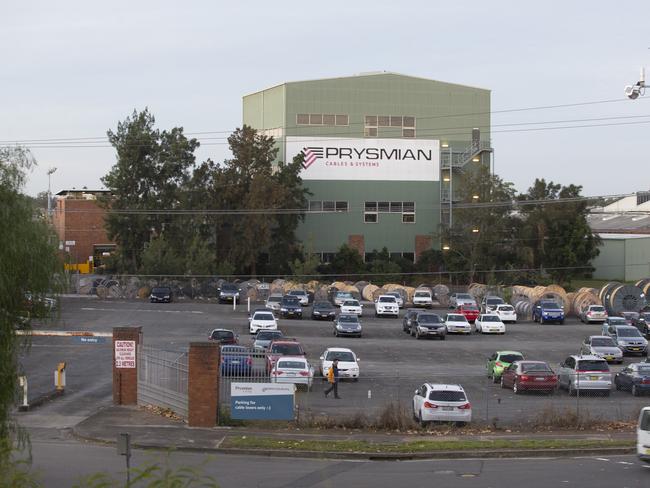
[242,72,493,262]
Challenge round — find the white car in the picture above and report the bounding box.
[249,310,278,334]
[270,356,314,389]
[412,289,433,308]
[340,299,363,316]
[265,294,283,311]
[288,289,309,306]
[444,313,472,334]
[482,296,505,314]
[375,295,399,317]
[319,347,360,381]
[333,291,354,307]
[495,304,517,323]
[475,314,506,334]
[385,291,404,308]
[412,383,472,425]
[449,293,476,309]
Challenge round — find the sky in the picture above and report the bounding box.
[3,0,650,198]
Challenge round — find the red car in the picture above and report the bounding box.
[458,304,480,323]
[266,339,305,373]
[500,360,558,394]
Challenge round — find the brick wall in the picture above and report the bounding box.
[188,342,220,427]
[348,234,365,257]
[112,327,142,405]
[415,235,433,261]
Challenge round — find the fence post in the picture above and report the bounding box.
[188,342,220,427]
[112,326,142,405]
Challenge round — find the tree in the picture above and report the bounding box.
[329,244,366,279]
[0,147,60,472]
[101,109,199,273]
[518,179,600,284]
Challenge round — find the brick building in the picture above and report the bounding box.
[53,189,115,270]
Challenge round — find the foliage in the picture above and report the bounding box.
[328,244,366,279]
[289,242,320,278]
[139,236,185,276]
[0,147,60,474]
[365,248,402,283]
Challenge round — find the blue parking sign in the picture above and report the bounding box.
[230,383,295,420]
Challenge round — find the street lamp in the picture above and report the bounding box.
[47,167,57,217]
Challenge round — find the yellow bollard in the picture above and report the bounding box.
[55,362,66,391]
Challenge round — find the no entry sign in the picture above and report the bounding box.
[115,340,136,368]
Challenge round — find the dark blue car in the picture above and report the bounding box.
[220,346,252,376]
[532,300,565,324]
[614,363,650,396]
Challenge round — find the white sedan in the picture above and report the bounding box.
[495,304,517,323]
[270,356,314,389]
[319,347,360,381]
[340,299,363,316]
[475,314,506,334]
[249,310,278,334]
[444,313,472,334]
[413,383,472,425]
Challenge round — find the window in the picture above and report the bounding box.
[378,115,390,127]
[323,114,335,125]
[297,113,348,126]
[335,201,348,212]
[365,201,377,212]
[364,213,378,223]
[390,252,402,261]
[296,114,309,125]
[403,128,416,138]
[402,201,415,223]
[390,202,402,213]
[403,116,415,128]
[335,114,349,126]
[309,201,322,212]
[322,252,335,264]
[323,201,335,212]
[390,116,403,127]
[365,115,377,126]
[309,114,323,125]
[402,252,415,263]
[402,213,415,223]
[364,127,377,137]
[378,201,390,212]
[364,115,378,137]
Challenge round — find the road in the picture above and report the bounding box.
[26,439,650,487]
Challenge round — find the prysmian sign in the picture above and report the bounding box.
[286,136,439,181]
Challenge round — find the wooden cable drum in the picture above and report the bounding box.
[403,286,416,302]
[342,284,361,300]
[371,287,388,301]
[305,280,320,292]
[331,281,347,291]
[566,292,576,314]
[514,300,532,320]
[599,282,621,303]
[571,291,601,316]
[353,281,369,294]
[313,285,330,301]
[605,284,647,315]
[362,284,379,302]
[635,279,650,297]
[432,284,450,297]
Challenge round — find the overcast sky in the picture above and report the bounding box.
[3,1,650,197]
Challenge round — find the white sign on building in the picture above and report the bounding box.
[115,340,136,368]
[286,137,439,182]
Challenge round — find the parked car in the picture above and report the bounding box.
[458,303,480,323]
[333,291,354,307]
[311,301,337,320]
[334,314,363,337]
[481,296,505,314]
[319,347,360,381]
[601,324,648,356]
[580,335,623,363]
[411,313,446,340]
[375,295,399,318]
[340,299,363,316]
[412,383,472,426]
[288,289,309,306]
[487,351,524,382]
[270,356,314,389]
[638,407,650,463]
[266,339,305,372]
[494,304,517,323]
[580,305,608,324]
[280,295,303,319]
[532,300,565,324]
[449,293,477,309]
[444,313,471,334]
[604,316,629,327]
[621,311,641,326]
[402,308,421,333]
[633,312,650,338]
[218,283,240,303]
[385,291,405,308]
[412,289,433,308]
[249,310,278,334]
[265,294,283,312]
[220,345,252,376]
[475,314,506,334]
[557,355,611,396]
[615,362,650,396]
[208,328,238,345]
[150,286,172,303]
[500,360,558,394]
[252,330,284,351]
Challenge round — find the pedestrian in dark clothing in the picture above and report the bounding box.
[324,359,340,398]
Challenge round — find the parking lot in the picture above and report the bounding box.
[20,297,650,426]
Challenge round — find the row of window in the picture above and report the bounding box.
[308,200,349,212]
[316,251,415,264]
[364,201,415,224]
[296,114,349,126]
[365,115,416,138]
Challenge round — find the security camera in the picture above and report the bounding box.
[625,85,641,99]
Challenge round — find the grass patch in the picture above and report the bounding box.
[222,436,633,453]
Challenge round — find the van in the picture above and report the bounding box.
[637,406,650,463]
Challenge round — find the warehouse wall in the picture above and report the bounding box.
[592,237,650,281]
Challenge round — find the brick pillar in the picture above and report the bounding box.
[112,326,142,405]
[188,342,220,427]
[415,235,433,262]
[348,235,365,258]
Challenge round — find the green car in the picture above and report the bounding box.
[487,350,524,383]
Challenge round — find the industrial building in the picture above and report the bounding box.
[243,72,493,262]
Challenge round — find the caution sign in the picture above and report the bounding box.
[115,340,136,368]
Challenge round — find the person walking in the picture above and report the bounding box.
[324,359,340,399]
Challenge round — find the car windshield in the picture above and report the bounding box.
[152,287,170,294]
[256,331,282,340]
[609,318,627,324]
[336,292,353,299]
[418,314,441,324]
[618,328,642,338]
[457,294,472,299]
[379,296,396,303]
[277,360,307,369]
[463,305,479,311]
[591,337,616,347]
[221,284,237,291]
[343,300,359,306]
[211,330,233,339]
[326,351,355,362]
[282,297,300,306]
[289,290,306,296]
[271,344,303,355]
[415,292,429,297]
[487,298,503,305]
[542,302,561,309]
[576,360,609,372]
[482,315,500,322]
[315,302,332,309]
[428,390,466,402]
[447,314,466,322]
[590,306,605,312]
[637,366,650,375]
[521,363,551,373]
[500,354,523,363]
[254,313,275,321]
[498,305,514,312]
[267,296,282,303]
[339,315,359,324]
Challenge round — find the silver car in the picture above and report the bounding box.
[602,324,648,356]
[557,355,611,396]
[265,294,283,311]
[580,335,623,364]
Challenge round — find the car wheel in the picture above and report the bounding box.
[419,410,427,428]
[615,380,621,390]
[632,384,640,397]
[493,374,499,384]
[513,382,519,394]
[604,390,611,397]
[440,335,446,341]
[540,316,545,325]
[568,382,576,397]
[500,376,506,389]
[559,320,564,325]
[415,330,421,340]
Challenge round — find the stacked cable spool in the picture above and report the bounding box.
[568,287,601,316]
[509,285,568,319]
[361,284,380,302]
[635,279,650,299]
[599,281,647,315]
[432,284,450,306]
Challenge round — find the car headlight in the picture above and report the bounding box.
[336,324,343,330]
[281,308,287,312]
[313,311,320,315]
[297,308,302,313]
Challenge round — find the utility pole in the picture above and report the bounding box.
[47,167,57,217]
